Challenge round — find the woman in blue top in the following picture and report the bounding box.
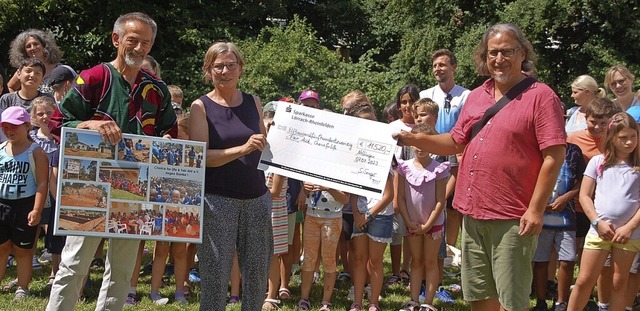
[189,42,272,311]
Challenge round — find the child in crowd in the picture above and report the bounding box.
[297,181,349,310]
[0,106,49,300]
[262,102,290,310]
[396,123,450,311]
[30,96,63,291]
[567,98,621,307]
[47,65,77,103]
[412,98,439,127]
[346,102,395,311]
[387,85,419,288]
[532,142,585,311]
[568,112,640,311]
[0,58,52,112]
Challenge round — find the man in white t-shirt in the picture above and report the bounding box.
[419,49,470,276]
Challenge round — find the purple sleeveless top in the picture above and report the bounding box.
[201,92,267,199]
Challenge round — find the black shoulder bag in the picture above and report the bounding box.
[469,76,537,141]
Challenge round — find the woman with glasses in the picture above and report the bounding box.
[604,65,638,111]
[188,42,272,310]
[565,75,607,134]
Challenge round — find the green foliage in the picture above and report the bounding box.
[240,16,401,114]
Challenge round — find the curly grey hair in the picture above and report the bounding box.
[9,29,63,68]
[472,23,536,76]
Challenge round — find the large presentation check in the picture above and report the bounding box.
[259,103,397,199]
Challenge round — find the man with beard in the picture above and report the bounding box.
[395,23,566,311]
[47,12,177,311]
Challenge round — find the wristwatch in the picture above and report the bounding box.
[591,219,599,226]
[365,210,374,221]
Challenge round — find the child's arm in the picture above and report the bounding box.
[395,172,416,232]
[269,174,285,200]
[549,181,580,212]
[361,173,394,225]
[323,187,349,205]
[49,166,58,198]
[29,148,49,226]
[579,175,615,240]
[415,177,447,234]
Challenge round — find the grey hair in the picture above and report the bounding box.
[113,12,157,41]
[473,23,536,76]
[9,29,63,68]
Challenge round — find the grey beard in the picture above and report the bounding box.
[125,52,143,67]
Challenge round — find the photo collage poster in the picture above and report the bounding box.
[54,128,206,243]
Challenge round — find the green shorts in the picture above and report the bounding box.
[461,216,537,311]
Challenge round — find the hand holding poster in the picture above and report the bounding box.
[54,128,206,243]
[258,104,397,199]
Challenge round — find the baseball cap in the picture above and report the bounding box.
[48,65,78,86]
[1,106,31,125]
[298,90,319,103]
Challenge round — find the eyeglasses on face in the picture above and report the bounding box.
[212,62,239,73]
[609,78,627,88]
[487,47,521,59]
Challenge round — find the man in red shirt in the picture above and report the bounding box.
[395,23,566,311]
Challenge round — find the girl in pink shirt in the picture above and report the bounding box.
[396,123,450,311]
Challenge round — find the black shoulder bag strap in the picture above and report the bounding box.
[469,76,537,141]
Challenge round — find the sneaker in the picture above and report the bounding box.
[188,268,201,283]
[6,255,13,268]
[532,299,548,311]
[597,303,609,311]
[554,301,567,311]
[175,296,188,305]
[434,287,455,304]
[125,293,138,305]
[32,255,42,270]
[152,296,169,305]
[140,262,153,275]
[39,249,53,263]
[14,287,29,300]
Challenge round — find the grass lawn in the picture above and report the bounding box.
[2,239,561,310]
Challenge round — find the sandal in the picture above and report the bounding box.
[262,298,281,310]
[368,304,381,311]
[278,288,291,300]
[399,301,420,311]
[297,298,311,310]
[349,303,362,311]
[183,283,192,299]
[399,270,410,283]
[3,280,18,291]
[227,295,240,306]
[45,276,55,292]
[319,301,332,311]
